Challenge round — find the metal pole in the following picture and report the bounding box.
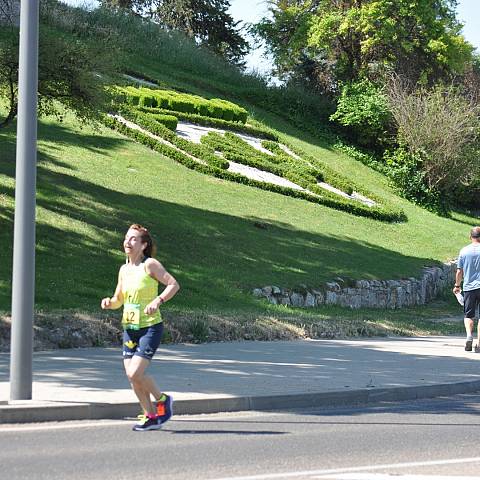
[9,0,39,401]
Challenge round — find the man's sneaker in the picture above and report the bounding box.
[132,415,161,431]
[475,344,480,353]
[465,339,473,351]
[156,394,173,424]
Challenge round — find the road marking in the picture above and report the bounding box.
[315,474,480,479]
[0,419,127,432]
[207,457,480,480]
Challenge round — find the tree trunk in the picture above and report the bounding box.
[0,102,17,128]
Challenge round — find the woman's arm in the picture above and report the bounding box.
[144,259,180,314]
[101,267,125,310]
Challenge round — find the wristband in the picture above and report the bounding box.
[454,285,460,288]
[158,296,165,304]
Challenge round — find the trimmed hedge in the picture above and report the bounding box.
[118,108,228,170]
[106,114,405,222]
[137,106,278,140]
[110,83,405,222]
[117,86,248,123]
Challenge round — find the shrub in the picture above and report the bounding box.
[118,85,249,123]
[387,77,480,210]
[150,113,178,131]
[383,148,445,214]
[137,106,277,139]
[330,79,392,148]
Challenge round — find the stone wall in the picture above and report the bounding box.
[253,261,457,309]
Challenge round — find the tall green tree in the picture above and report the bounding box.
[254,0,474,92]
[101,0,250,66]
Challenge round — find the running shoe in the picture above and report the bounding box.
[465,339,473,351]
[157,394,173,424]
[132,415,162,431]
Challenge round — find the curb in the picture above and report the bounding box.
[2,379,480,424]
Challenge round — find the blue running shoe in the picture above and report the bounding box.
[156,394,173,424]
[132,415,162,431]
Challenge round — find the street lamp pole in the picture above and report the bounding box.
[9,0,40,401]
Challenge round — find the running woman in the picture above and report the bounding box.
[101,224,180,431]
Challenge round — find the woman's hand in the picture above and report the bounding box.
[101,297,113,309]
[144,297,163,315]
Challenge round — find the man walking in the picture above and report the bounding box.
[454,226,480,351]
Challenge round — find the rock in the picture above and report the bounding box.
[262,286,273,296]
[252,260,457,310]
[305,292,316,307]
[290,293,304,307]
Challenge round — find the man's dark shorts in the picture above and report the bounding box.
[464,288,480,319]
[122,322,164,360]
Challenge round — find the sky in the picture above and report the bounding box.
[64,0,480,76]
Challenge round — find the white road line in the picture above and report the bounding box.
[207,457,480,480]
[315,474,480,479]
[0,420,127,432]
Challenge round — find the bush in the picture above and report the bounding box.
[383,148,446,214]
[136,106,277,139]
[387,77,480,210]
[330,79,392,148]
[118,86,249,123]
[150,113,178,131]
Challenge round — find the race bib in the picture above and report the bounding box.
[122,303,141,329]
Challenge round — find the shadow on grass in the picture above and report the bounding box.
[0,121,439,312]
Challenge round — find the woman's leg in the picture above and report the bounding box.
[124,356,156,415]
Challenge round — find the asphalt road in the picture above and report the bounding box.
[3,394,480,480]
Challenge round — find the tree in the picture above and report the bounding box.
[385,76,480,211]
[254,0,474,92]
[101,0,250,66]
[0,3,122,128]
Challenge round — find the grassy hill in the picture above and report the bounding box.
[0,4,477,340]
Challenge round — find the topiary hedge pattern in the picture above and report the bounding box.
[108,84,406,222]
[117,86,248,123]
[106,109,405,222]
[137,106,278,140]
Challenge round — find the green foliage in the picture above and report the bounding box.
[41,3,334,134]
[333,141,388,175]
[101,0,250,66]
[255,0,475,92]
[386,78,480,211]
[0,3,123,128]
[138,105,277,139]
[107,101,406,222]
[383,148,446,214]
[330,79,392,147]
[188,318,210,343]
[118,86,248,123]
[118,107,228,169]
[148,113,178,131]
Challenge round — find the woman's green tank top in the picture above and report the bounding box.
[121,261,162,330]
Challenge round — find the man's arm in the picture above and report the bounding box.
[453,268,463,293]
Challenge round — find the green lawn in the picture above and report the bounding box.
[0,7,478,338]
[0,105,477,321]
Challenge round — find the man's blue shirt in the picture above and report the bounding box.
[458,243,480,291]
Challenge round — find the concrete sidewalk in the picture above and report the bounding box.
[1,336,480,424]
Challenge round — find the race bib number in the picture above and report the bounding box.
[122,303,141,329]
